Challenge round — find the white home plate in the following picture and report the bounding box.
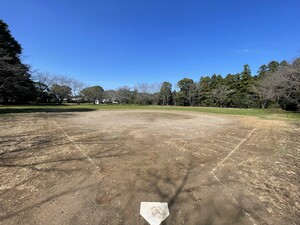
[140,202,169,225]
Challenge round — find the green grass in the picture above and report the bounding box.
[1,104,299,121]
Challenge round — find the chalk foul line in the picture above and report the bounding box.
[210,128,257,225]
[211,128,256,176]
[51,119,100,171]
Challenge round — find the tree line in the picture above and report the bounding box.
[171,60,300,111]
[1,19,299,110]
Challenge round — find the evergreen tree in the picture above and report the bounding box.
[159,81,172,105]
[241,64,252,91]
[267,61,280,73]
[258,64,267,77]
[177,78,195,106]
[0,19,36,102]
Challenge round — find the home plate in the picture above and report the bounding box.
[140,202,169,225]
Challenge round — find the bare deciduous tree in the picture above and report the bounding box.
[134,83,152,105]
[277,58,300,109]
[133,82,162,105]
[33,72,54,92]
[70,79,85,104]
[149,82,162,105]
[116,86,134,104]
[104,90,118,103]
[212,85,233,108]
[255,58,300,110]
[33,72,86,104]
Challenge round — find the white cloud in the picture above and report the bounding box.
[235,49,252,53]
[233,49,265,54]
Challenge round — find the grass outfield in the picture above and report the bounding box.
[0,104,299,121]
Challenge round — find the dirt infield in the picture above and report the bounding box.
[0,110,299,225]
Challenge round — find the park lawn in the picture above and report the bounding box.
[0,104,299,121]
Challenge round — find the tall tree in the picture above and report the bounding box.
[0,20,36,102]
[177,78,195,106]
[209,74,222,89]
[70,79,85,104]
[258,60,280,77]
[267,61,280,73]
[258,64,268,77]
[198,76,212,106]
[241,64,252,90]
[159,81,172,105]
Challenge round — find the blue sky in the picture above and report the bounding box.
[1,0,299,89]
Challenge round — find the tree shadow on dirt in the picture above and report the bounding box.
[0,177,101,221]
[0,136,132,173]
[120,157,255,225]
[0,126,134,223]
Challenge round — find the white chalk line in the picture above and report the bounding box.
[244,211,257,225]
[51,119,100,171]
[210,128,257,225]
[211,128,256,175]
[210,172,220,182]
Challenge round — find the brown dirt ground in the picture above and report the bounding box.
[0,110,299,225]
